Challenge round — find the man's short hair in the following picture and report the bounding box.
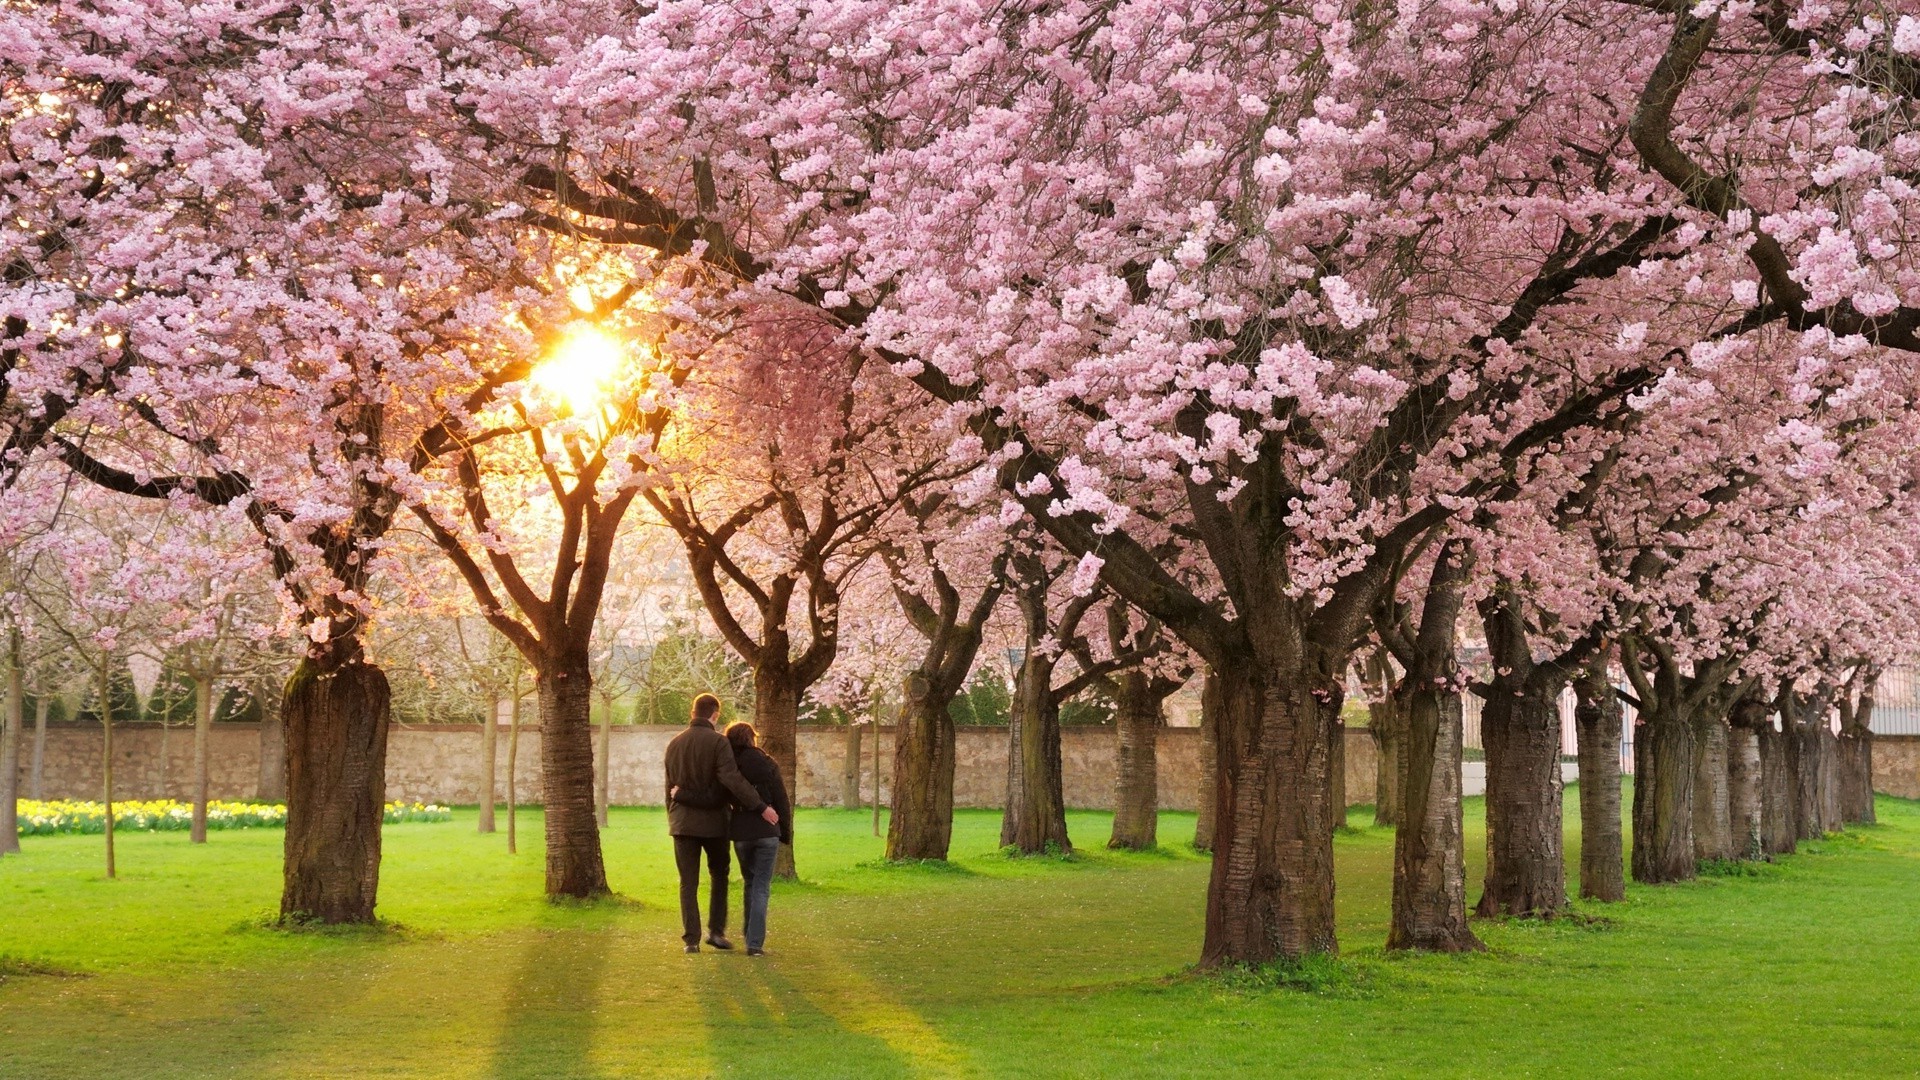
[691,693,721,723]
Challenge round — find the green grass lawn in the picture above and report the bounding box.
[3,794,1918,1078]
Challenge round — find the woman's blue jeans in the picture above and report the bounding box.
[734,837,780,951]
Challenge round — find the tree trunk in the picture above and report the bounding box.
[1792,710,1828,841]
[753,662,802,879]
[477,696,497,834]
[256,680,286,802]
[1725,720,1764,861]
[1109,670,1161,850]
[1389,675,1481,951]
[506,685,521,855]
[594,695,612,828]
[100,661,116,880]
[1194,669,1219,852]
[280,652,388,923]
[1631,699,1695,884]
[1201,648,1340,965]
[30,694,49,802]
[1329,714,1347,834]
[1816,721,1844,835]
[1689,711,1733,863]
[841,721,863,809]
[1758,719,1797,856]
[1573,657,1624,902]
[1,631,21,856]
[1369,689,1406,827]
[1002,653,1070,854]
[888,673,956,860]
[1838,723,1874,825]
[191,673,213,844]
[1476,679,1569,918]
[536,656,609,899]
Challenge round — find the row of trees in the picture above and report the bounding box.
[4,0,1917,968]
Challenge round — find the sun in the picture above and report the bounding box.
[534,323,626,417]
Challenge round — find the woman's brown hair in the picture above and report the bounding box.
[724,721,757,752]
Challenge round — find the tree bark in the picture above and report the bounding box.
[753,661,802,879]
[1758,717,1797,856]
[536,656,609,899]
[1,631,21,856]
[594,695,612,828]
[1791,703,1830,841]
[1002,651,1070,854]
[1329,713,1347,834]
[1475,682,1569,918]
[1816,720,1843,835]
[1201,640,1341,965]
[477,696,497,834]
[1838,722,1875,825]
[1194,668,1219,852]
[1725,709,1764,861]
[280,652,388,923]
[841,720,863,809]
[1572,656,1624,902]
[191,673,213,844]
[888,674,956,860]
[1363,653,1406,827]
[1689,709,1733,863]
[256,679,285,802]
[100,661,116,880]
[1631,697,1695,884]
[30,694,48,802]
[1109,669,1161,850]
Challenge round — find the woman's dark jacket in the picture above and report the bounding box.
[728,745,793,845]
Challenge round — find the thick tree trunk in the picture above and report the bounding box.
[1201,650,1340,965]
[1689,711,1733,863]
[1793,712,1829,841]
[841,720,863,809]
[1109,670,1161,850]
[594,697,612,828]
[753,662,802,879]
[1194,669,1219,852]
[1476,681,1568,918]
[1573,658,1625,902]
[1726,720,1764,861]
[536,656,609,899]
[1369,692,1406,827]
[476,697,497,834]
[1002,654,1070,854]
[1758,719,1797,856]
[1389,678,1481,951]
[191,674,213,844]
[1816,722,1844,834]
[888,673,957,860]
[280,653,389,923]
[256,680,286,802]
[30,695,49,802]
[1,633,21,856]
[1838,724,1874,825]
[1631,700,1695,884]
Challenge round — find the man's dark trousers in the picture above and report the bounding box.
[674,835,730,944]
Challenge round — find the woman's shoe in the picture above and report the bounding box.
[705,935,735,950]
[746,947,766,957]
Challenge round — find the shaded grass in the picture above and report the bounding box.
[1,796,1917,1077]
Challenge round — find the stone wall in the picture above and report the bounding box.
[1874,734,1920,799]
[12,722,263,802]
[22,719,1380,812]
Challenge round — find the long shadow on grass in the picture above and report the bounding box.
[490,927,612,1080]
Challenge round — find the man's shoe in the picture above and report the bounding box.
[746,947,766,957]
[705,935,734,950]
[684,944,700,954]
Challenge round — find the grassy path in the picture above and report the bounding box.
[2,796,1917,1077]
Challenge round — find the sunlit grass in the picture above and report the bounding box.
[2,797,1916,1077]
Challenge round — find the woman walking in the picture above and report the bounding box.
[725,722,792,957]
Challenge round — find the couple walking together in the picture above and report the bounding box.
[664,693,793,956]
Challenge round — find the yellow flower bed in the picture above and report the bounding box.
[15,799,451,836]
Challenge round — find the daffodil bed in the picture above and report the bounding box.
[14,800,452,836]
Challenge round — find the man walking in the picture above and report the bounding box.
[664,693,776,953]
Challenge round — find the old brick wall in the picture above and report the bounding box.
[15,722,262,802]
[1874,735,1920,799]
